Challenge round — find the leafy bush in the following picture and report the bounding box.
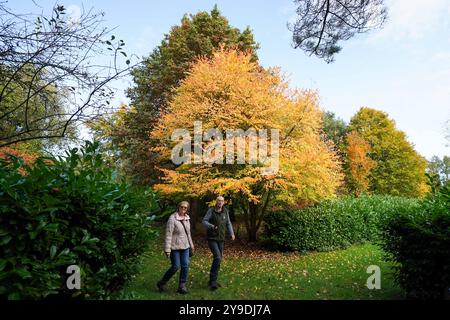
[381,183,450,299]
[262,195,420,252]
[0,141,158,299]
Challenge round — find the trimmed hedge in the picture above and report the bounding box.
[0,141,158,299]
[262,195,420,252]
[381,184,450,299]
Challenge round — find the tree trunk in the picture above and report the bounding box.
[189,197,199,231]
[247,202,259,242]
[236,194,268,242]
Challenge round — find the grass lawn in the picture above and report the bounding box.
[118,234,404,300]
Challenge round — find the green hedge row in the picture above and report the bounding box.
[262,195,420,252]
[381,184,450,299]
[0,141,158,299]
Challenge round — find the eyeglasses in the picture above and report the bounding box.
[180,206,188,209]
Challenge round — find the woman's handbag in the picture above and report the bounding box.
[180,220,194,257]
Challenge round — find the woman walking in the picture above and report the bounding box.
[157,201,194,294]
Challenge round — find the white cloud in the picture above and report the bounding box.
[432,51,450,63]
[67,5,81,25]
[369,0,450,41]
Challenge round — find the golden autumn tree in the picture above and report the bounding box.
[345,131,376,196]
[151,49,343,241]
[349,107,429,197]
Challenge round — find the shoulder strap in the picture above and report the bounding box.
[180,219,191,245]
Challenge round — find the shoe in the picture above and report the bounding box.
[177,284,189,294]
[209,281,222,288]
[157,280,167,292]
[209,281,219,291]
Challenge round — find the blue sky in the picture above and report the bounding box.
[9,0,450,159]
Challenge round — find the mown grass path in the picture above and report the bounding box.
[119,234,403,300]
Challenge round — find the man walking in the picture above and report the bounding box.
[202,196,235,290]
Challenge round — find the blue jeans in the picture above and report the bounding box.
[208,240,224,283]
[160,248,190,285]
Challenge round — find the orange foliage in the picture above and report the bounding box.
[151,48,343,207]
[0,147,38,164]
[346,131,376,195]
[0,146,40,175]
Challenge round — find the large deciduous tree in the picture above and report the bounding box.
[151,49,343,241]
[348,107,428,197]
[112,6,259,185]
[427,155,450,186]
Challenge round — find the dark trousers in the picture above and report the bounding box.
[208,240,224,283]
[160,248,190,285]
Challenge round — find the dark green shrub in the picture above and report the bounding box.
[0,141,158,299]
[262,195,420,252]
[381,184,450,299]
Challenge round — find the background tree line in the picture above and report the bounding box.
[1,2,446,241]
[90,6,432,241]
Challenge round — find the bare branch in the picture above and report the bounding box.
[0,2,134,148]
